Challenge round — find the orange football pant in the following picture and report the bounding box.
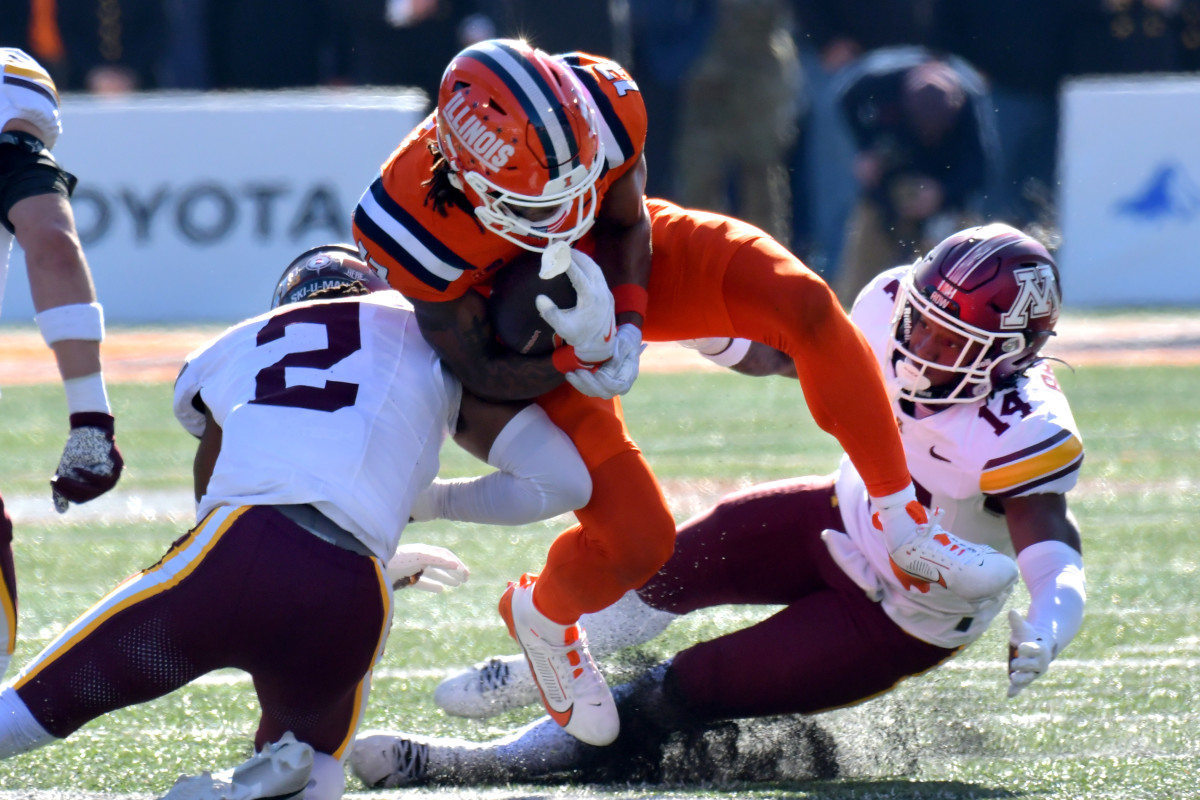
[526,200,911,625]
[531,386,675,624]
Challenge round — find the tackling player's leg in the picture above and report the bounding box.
[432,474,843,721]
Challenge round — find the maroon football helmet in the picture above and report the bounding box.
[271,244,391,308]
[887,223,1061,405]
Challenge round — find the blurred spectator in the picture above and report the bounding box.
[2,2,70,87]
[206,0,346,90]
[341,0,482,99]
[57,0,166,92]
[795,1,929,68]
[832,47,998,306]
[160,0,211,89]
[1065,0,1189,75]
[790,1,928,274]
[932,1,1070,229]
[339,2,631,103]
[482,0,631,64]
[0,7,32,53]
[630,0,717,200]
[1181,0,1200,69]
[673,0,804,246]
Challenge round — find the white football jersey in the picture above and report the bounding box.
[0,48,63,314]
[834,266,1084,648]
[173,291,461,561]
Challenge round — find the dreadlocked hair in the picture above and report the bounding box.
[423,143,476,218]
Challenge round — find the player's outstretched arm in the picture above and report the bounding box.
[408,392,591,526]
[1003,492,1085,698]
[7,119,122,512]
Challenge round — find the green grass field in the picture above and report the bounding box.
[0,361,1196,799]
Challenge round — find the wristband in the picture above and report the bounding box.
[702,337,752,368]
[552,345,602,374]
[36,302,105,345]
[611,284,648,318]
[63,372,111,415]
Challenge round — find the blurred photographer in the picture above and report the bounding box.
[833,47,998,305]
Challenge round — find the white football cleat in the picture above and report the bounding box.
[351,718,587,788]
[888,513,1018,601]
[351,731,436,788]
[498,574,618,746]
[435,589,678,719]
[435,654,538,719]
[159,731,313,800]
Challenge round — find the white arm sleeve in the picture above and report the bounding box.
[171,360,207,438]
[410,404,591,525]
[1018,539,1086,659]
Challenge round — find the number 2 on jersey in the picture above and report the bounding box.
[249,303,362,412]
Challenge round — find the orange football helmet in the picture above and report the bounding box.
[435,38,605,252]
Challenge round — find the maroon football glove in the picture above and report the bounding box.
[50,412,124,513]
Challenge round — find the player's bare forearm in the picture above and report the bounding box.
[193,409,221,503]
[412,294,564,402]
[1004,493,1082,557]
[734,342,799,379]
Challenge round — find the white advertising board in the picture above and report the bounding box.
[3,90,427,324]
[1059,75,1200,307]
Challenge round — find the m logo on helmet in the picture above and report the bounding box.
[1001,265,1058,329]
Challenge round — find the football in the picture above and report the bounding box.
[488,251,577,355]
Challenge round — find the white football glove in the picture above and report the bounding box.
[385,544,470,593]
[565,324,645,398]
[1007,609,1053,698]
[535,246,616,364]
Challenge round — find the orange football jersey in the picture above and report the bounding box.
[352,53,648,303]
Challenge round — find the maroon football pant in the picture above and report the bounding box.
[13,505,391,757]
[0,495,15,658]
[637,475,955,721]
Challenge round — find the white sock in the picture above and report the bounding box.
[0,687,55,759]
[525,584,575,641]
